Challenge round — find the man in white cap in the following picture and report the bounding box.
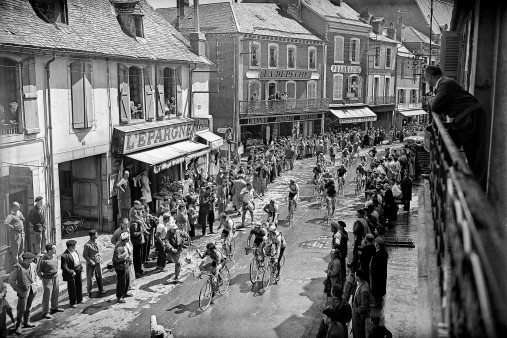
[4,202,25,264]
[113,232,132,303]
[165,220,183,282]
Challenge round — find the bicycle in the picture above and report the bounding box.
[355,175,363,197]
[221,234,236,261]
[247,246,265,284]
[320,197,332,226]
[262,253,286,288]
[196,264,230,311]
[337,177,345,196]
[286,198,295,227]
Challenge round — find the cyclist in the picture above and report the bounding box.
[324,178,337,217]
[356,164,366,185]
[247,222,268,261]
[288,179,299,211]
[313,163,323,183]
[196,242,226,303]
[336,164,348,188]
[342,147,349,167]
[217,212,235,258]
[266,225,287,282]
[263,199,280,225]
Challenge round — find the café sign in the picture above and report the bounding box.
[259,69,313,80]
[331,65,362,73]
[112,121,194,154]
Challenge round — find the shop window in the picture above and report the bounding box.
[386,47,392,68]
[30,0,68,24]
[333,74,343,100]
[307,81,317,100]
[129,66,144,120]
[268,44,278,68]
[250,42,260,68]
[334,36,344,63]
[350,38,360,64]
[346,75,360,99]
[69,61,94,129]
[308,47,316,70]
[287,46,296,69]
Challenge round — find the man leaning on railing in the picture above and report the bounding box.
[424,66,487,190]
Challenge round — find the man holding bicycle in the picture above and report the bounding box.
[218,213,235,258]
[263,199,279,225]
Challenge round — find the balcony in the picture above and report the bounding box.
[366,96,396,105]
[427,112,507,337]
[0,123,20,136]
[397,102,422,109]
[239,98,330,117]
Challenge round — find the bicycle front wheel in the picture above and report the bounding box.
[218,266,230,295]
[199,281,213,311]
[262,265,271,289]
[229,238,236,260]
[270,262,278,284]
[249,259,259,284]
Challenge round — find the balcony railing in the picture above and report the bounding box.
[397,102,422,109]
[239,98,329,117]
[367,96,396,105]
[428,112,507,337]
[0,123,20,136]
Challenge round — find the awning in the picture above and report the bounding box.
[125,141,208,174]
[329,107,377,124]
[196,130,224,149]
[398,109,428,117]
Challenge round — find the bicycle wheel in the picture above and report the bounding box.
[249,259,259,284]
[270,261,278,284]
[218,266,230,295]
[199,281,213,311]
[229,238,236,260]
[279,255,286,275]
[262,265,271,289]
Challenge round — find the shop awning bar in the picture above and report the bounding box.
[196,130,224,149]
[398,109,428,117]
[329,107,377,124]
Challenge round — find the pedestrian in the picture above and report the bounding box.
[336,221,348,286]
[83,230,106,298]
[199,185,215,236]
[111,217,130,246]
[352,269,371,338]
[116,170,131,220]
[9,252,38,335]
[113,232,133,303]
[165,220,183,282]
[317,284,352,338]
[321,309,345,338]
[61,240,83,308]
[425,65,487,189]
[370,237,388,310]
[400,169,412,211]
[130,220,145,277]
[240,182,261,228]
[0,277,16,337]
[155,214,169,272]
[358,234,376,286]
[349,209,369,270]
[4,202,25,264]
[140,197,153,266]
[233,175,247,215]
[28,196,47,255]
[368,316,392,338]
[325,249,342,297]
[187,200,198,238]
[36,243,63,319]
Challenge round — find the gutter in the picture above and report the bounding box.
[45,54,57,245]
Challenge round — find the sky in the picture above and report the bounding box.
[147,0,231,8]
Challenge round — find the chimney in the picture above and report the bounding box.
[176,0,189,30]
[371,17,384,35]
[386,21,397,40]
[189,0,206,56]
[359,8,371,24]
[330,0,342,6]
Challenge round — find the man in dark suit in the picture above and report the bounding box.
[322,309,345,338]
[370,237,389,311]
[425,65,487,189]
[352,269,371,338]
[61,240,83,308]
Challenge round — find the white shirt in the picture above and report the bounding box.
[70,251,80,267]
[156,222,168,239]
[241,187,254,203]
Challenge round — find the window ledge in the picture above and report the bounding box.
[0,133,27,144]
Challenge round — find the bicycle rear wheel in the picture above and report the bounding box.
[218,266,230,295]
[229,238,236,260]
[262,265,271,289]
[199,281,213,311]
[269,261,278,284]
[249,259,259,284]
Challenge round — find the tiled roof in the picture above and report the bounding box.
[415,0,453,34]
[403,26,435,45]
[397,43,415,57]
[369,32,398,45]
[0,0,208,64]
[301,0,371,28]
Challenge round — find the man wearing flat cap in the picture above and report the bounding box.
[322,308,345,338]
[61,240,83,308]
[28,196,46,255]
[9,252,38,335]
[113,232,132,303]
[83,230,105,298]
[4,202,25,264]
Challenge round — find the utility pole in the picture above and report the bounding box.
[429,0,434,62]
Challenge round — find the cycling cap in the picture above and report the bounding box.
[268,225,277,232]
[206,242,215,250]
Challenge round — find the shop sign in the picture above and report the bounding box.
[275,116,294,122]
[331,65,362,73]
[299,113,322,121]
[9,166,32,186]
[246,117,268,125]
[259,69,313,80]
[193,118,210,132]
[339,117,377,124]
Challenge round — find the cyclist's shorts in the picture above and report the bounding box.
[288,192,297,199]
[253,237,264,247]
[221,230,230,239]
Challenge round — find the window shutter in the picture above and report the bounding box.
[84,63,93,127]
[349,39,353,62]
[334,36,344,63]
[143,66,155,120]
[118,64,130,123]
[333,74,343,100]
[355,40,360,63]
[21,58,39,134]
[440,31,460,79]
[155,67,165,119]
[176,68,183,116]
[70,62,86,128]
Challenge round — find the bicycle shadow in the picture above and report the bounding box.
[166,299,202,318]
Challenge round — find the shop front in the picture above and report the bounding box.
[396,109,429,129]
[111,118,210,217]
[327,107,377,131]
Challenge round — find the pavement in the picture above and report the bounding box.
[6,144,422,338]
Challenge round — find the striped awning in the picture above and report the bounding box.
[329,107,377,124]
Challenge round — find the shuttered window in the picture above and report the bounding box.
[440,31,460,79]
[143,66,154,120]
[70,61,93,129]
[333,74,343,100]
[21,58,40,134]
[334,36,344,63]
[307,81,317,99]
[350,38,360,63]
[118,64,130,124]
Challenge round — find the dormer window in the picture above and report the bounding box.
[112,0,145,38]
[134,15,144,37]
[30,0,68,24]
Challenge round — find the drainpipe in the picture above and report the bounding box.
[189,63,197,118]
[45,54,56,245]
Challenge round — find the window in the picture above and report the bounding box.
[117,12,145,38]
[129,66,143,120]
[346,75,360,99]
[250,42,260,68]
[307,81,317,100]
[385,48,392,68]
[385,77,391,97]
[249,81,261,101]
[268,44,279,68]
[30,0,68,24]
[162,68,176,115]
[69,61,93,129]
[287,46,296,69]
[266,81,277,99]
[134,16,144,38]
[398,89,405,103]
[286,81,296,99]
[334,36,344,63]
[332,74,343,100]
[410,89,418,103]
[308,47,317,70]
[374,46,381,67]
[350,38,360,64]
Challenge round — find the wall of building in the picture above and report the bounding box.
[191,64,211,118]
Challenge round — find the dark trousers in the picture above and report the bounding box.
[155,241,166,269]
[67,271,83,306]
[189,223,196,237]
[142,234,150,263]
[115,267,130,299]
[132,244,144,274]
[15,287,35,327]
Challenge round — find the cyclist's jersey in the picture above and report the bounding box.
[222,218,235,232]
[250,227,268,239]
[264,203,279,215]
[288,183,299,198]
[203,248,225,263]
[356,166,365,176]
[267,232,286,250]
[342,149,349,157]
[337,167,347,177]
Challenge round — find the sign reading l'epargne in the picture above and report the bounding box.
[259,69,312,80]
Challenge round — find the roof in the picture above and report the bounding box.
[414,0,453,34]
[397,43,415,58]
[369,32,398,45]
[403,26,435,45]
[158,3,322,42]
[0,0,208,64]
[301,0,371,28]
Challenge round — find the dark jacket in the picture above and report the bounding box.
[369,325,393,338]
[130,222,145,245]
[352,281,370,318]
[370,248,389,297]
[326,321,345,338]
[61,250,83,282]
[359,244,376,283]
[401,176,412,202]
[28,205,45,232]
[327,257,342,288]
[430,76,482,121]
[9,262,38,297]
